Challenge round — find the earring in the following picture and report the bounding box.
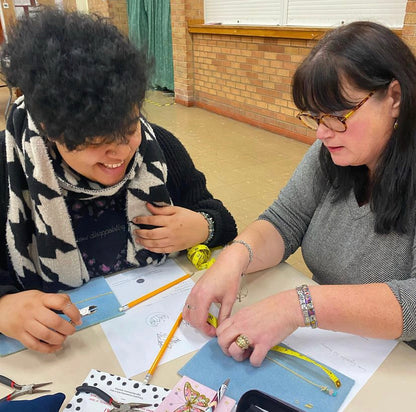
[394,119,398,130]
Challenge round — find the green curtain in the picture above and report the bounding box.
[127,0,174,91]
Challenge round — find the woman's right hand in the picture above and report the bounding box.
[0,290,82,353]
[183,246,248,336]
[184,222,286,336]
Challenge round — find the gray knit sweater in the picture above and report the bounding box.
[259,140,416,343]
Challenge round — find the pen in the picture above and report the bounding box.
[143,312,183,384]
[205,378,230,412]
[119,273,192,312]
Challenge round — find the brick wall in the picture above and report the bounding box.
[107,0,128,37]
[171,0,197,106]
[38,0,55,6]
[171,0,416,145]
[403,0,416,53]
[192,33,316,144]
[88,0,110,16]
[49,0,128,37]
[63,0,77,11]
[0,1,15,41]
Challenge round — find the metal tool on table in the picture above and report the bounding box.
[0,375,52,402]
[54,304,97,325]
[75,385,152,411]
[78,305,98,317]
[205,378,230,412]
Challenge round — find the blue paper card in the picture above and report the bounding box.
[179,338,355,412]
[0,276,123,356]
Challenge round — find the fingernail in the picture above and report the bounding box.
[70,319,82,326]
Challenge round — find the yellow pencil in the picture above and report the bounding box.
[143,312,183,384]
[118,273,192,312]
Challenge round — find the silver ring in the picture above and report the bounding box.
[235,334,250,350]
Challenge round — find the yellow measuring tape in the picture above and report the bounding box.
[187,244,218,270]
[207,312,218,328]
[206,314,341,391]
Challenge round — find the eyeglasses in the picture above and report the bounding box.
[296,91,375,132]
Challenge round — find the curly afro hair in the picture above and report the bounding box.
[1,8,150,150]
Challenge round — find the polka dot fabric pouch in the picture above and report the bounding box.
[64,369,170,411]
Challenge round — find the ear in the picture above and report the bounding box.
[387,79,401,119]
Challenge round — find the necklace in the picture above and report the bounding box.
[267,345,341,396]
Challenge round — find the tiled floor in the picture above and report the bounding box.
[0,85,12,129]
[0,87,312,277]
[143,90,311,276]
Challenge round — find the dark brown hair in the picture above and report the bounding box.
[293,21,416,234]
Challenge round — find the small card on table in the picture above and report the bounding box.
[64,369,170,411]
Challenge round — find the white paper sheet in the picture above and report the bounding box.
[283,328,398,411]
[102,260,210,377]
[105,259,190,306]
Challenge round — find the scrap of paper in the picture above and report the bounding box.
[155,376,235,412]
[283,328,398,411]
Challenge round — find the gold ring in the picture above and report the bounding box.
[235,334,250,350]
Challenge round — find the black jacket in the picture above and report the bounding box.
[0,123,237,296]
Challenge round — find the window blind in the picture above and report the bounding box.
[204,0,407,28]
[204,0,283,25]
[287,0,406,28]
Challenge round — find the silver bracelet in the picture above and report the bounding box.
[229,239,253,266]
[199,212,215,245]
[296,284,317,328]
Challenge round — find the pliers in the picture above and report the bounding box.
[75,385,152,411]
[0,375,52,402]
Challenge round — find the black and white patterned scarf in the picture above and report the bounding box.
[6,96,171,291]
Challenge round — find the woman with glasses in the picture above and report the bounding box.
[184,21,416,366]
[0,9,237,353]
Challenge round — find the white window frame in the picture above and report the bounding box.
[204,0,407,29]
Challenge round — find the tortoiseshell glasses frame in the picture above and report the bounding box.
[296,91,375,132]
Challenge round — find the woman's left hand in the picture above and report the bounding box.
[216,289,303,367]
[133,203,209,253]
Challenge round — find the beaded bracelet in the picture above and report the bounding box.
[296,284,318,329]
[229,239,253,267]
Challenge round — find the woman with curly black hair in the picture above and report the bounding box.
[0,8,236,353]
